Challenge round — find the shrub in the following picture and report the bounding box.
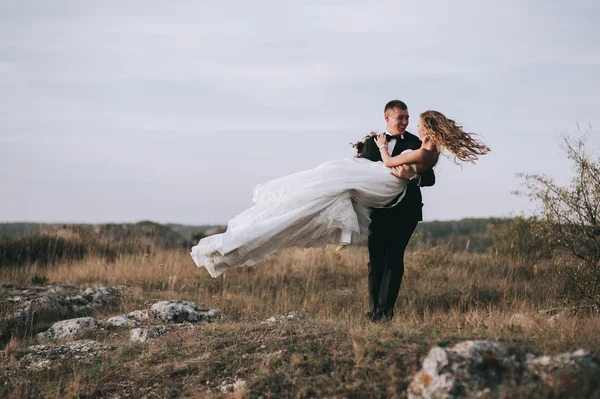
[517,133,600,307]
[490,216,552,261]
[0,235,89,268]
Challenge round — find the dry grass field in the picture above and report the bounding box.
[2,241,599,398]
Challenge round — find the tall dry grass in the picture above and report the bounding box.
[2,243,596,352]
[3,244,600,398]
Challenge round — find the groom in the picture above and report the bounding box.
[359,99,435,321]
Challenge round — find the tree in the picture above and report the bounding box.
[518,132,600,306]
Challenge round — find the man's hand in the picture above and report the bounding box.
[390,165,416,181]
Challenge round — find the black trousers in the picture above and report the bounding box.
[367,212,419,317]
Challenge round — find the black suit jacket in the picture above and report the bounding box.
[359,132,435,223]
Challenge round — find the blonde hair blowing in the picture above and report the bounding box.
[420,110,490,163]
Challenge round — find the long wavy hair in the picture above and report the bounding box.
[419,110,490,163]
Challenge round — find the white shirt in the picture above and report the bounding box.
[384,130,421,187]
[384,130,404,154]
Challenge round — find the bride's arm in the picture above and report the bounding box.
[380,147,431,168]
[375,133,429,168]
[374,133,429,167]
[373,133,436,170]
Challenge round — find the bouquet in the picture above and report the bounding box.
[350,131,378,157]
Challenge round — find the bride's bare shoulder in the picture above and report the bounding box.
[419,146,439,167]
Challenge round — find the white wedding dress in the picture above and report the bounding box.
[190,157,408,277]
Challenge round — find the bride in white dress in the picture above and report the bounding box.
[191,110,490,278]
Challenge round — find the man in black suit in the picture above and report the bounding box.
[359,100,435,321]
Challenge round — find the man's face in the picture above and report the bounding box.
[385,108,409,135]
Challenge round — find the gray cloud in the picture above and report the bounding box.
[1,0,599,224]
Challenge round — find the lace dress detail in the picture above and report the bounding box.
[190,157,407,277]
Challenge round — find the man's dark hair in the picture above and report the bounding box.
[384,100,408,114]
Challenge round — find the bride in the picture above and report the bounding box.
[191,110,490,278]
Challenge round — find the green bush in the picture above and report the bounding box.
[490,216,553,261]
[0,235,89,268]
[0,234,150,268]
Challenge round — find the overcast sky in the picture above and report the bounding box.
[1,0,599,225]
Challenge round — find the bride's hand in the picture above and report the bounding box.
[375,133,387,149]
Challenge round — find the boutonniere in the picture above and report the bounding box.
[350,131,379,157]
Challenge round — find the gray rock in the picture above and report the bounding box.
[105,315,139,328]
[35,317,104,342]
[36,311,143,339]
[1,285,127,346]
[407,340,600,399]
[149,301,220,323]
[81,286,127,308]
[525,349,598,386]
[408,340,508,399]
[130,326,174,343]
[129,323,200,343]
[127,310,150,322]
[220,378,247,393]
[19,340,113,369]
[262,312,304,325]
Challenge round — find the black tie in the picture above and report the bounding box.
[386,134,402,141]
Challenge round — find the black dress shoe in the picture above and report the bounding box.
[365,311,381,322]
[376,307,394,322]
[378,312,393,322]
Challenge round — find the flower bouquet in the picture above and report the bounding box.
[350,131,378,157]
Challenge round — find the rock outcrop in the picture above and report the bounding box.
[262,312,304,325]
[18,340,114,369]
[408,340,600,398]
[12,296,223,367]
[22,299,222,347]
[130,325,176,343]
[1,285,126,346]
[149,300,221,323]
[35,317,103,342]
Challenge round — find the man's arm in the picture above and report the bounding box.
[391,165,435,187]
[419,168,435,187]
[359,137,376,161]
